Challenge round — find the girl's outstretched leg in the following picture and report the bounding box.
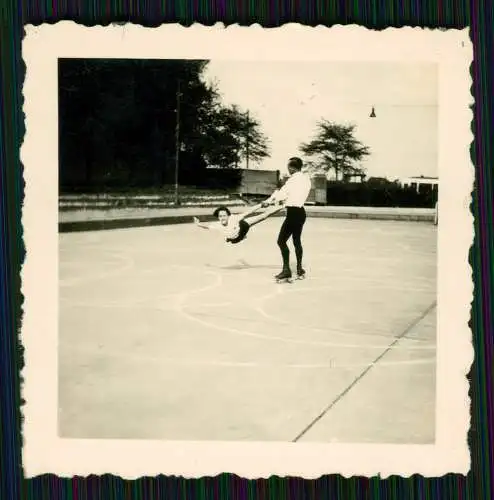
[226,219,251,244]
[227,206,283,245]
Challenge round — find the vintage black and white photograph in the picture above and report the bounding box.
[57,56,440,443]
[22,24,472,478]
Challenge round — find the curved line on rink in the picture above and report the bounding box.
[159,357,437,369]
[157,266,225,311]
[252,286,437,348]
[60,242,433,265]
[61,296,232,310]
[59,294,177,309]
[177,294,437,352]
[263,275,436,292]
[395,243,437,257]
[205,262,436,291]
[61,264,226,309]
[59,252,136,287]
[65,345,436,369]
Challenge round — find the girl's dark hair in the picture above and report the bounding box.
[213,206,231,218]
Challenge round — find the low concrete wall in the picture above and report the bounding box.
[305,206,435,221]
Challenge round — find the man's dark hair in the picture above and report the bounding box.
[213,206,231,218]
[288,157,303,170]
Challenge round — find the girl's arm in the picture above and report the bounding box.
[193,217,211,230]
[237,202,266,221]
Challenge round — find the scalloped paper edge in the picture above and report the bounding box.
[20,22,474,479]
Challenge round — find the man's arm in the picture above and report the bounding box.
[263,180,291,207]
[270,182,290,204]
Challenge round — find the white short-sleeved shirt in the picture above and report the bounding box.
[210,214,241,239]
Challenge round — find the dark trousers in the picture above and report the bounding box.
[227,219,250,244]
[277,206,306,270]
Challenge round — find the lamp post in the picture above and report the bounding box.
[174,79,181,206]
[245,110,250,169]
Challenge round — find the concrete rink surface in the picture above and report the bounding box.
[59,217,437,443]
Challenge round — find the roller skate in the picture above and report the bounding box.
[296,267,306,280]
[275,269,292,284]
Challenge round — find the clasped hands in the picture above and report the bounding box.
[261,196,279,208]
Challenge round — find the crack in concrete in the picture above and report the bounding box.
[292,301,437,442]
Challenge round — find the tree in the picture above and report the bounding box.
[58,58,271,191]
[199,105,242,168]
[300,120,370,181]
[201,105,270,168]
[59,58,216,188]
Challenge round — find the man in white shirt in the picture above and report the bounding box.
[263,157,312,281]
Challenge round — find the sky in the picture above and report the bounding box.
[203,61,438,180]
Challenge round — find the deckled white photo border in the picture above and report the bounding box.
[21,23,474,479]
